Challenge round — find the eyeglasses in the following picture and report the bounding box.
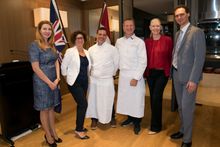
[76,37,84,40]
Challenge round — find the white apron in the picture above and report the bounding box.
[86,76,115,124]
[116,72,145,118]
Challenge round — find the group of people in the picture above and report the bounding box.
[29,5,206,147]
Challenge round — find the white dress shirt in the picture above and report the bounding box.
[172,22,190,68]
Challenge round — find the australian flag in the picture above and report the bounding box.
[50,0,67,62]
[50,0,66,113]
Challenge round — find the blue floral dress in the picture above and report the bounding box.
[29,41,60,111]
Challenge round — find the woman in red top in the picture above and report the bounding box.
[144,18,173,135]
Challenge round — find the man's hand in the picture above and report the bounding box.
[130,79,138,86]
[186,81,197,93]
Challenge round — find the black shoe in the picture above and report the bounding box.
[82,128,88,132]
[121,118,133,127]
[54,137,62,143]
[76,134,90,140]
[44,135,57,147]
[51,135,62,143]
[181,142,192,147]
[75,131,90,140]
[134,125,141,135]
[170,132,184,139]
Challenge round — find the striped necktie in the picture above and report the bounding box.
[172,30,183,69]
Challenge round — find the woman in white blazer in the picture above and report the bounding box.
[61,31,91,139]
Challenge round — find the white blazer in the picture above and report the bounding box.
[61,46,91,86]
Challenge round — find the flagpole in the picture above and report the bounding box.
[53,0,70,48]
[98,1,106,29]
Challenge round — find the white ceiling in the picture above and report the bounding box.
[133,0,174,16]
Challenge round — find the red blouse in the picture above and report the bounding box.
[144,35,173,77]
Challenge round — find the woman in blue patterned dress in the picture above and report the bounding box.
[29,20,62,147]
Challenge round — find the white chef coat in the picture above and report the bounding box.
[115,34,147,118]
[86,42,119,124]
[89,42,118,78]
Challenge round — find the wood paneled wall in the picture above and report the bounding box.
[0,0,82,63]
[82,0,118,10]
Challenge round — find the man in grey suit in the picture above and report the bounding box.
[170,5,206,147]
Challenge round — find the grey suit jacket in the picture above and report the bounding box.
[173,25,206,84]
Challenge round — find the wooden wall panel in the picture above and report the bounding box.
[82,0,119,10]
[0,0,82,63]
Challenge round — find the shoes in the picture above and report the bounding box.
[148,130,159,135]
[44,135,57,147]
[110,119,116,128]
[91,119,98,130]
[170,132,184,139]
[83,128,88,132]
[181,142,192,147]
[75,131,90,140]
[121,118,133,127]
[53,137,62,143]
[51,135,62,143]
[134,125,141,135]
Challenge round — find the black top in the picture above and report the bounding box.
[75,55,89,84]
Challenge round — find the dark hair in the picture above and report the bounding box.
[174,5,189,14]
[97,27,107,33]
[123,18,135,23]
[70,31,87,45]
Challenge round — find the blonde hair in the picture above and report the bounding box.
[36,20,56,53]
[149,18,163,38]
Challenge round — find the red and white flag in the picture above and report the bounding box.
[99,2,111,43]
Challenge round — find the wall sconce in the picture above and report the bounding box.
[110,18,119,32]
[33,7,68,28]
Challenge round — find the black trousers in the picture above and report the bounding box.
[147,69,168,132]
[111,105,116,119]
[68,81,88,132]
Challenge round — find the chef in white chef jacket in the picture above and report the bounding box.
[116,18,147,135]
[86,27,119,128]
